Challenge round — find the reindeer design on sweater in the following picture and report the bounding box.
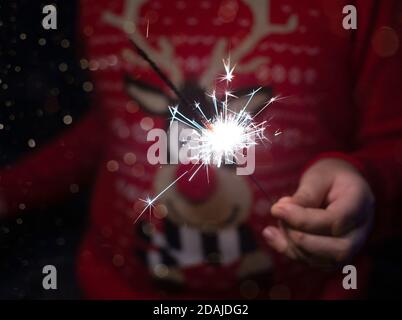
[103,0,298,288]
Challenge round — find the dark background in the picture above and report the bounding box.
[0,0,401,299]
[0,0,90,299]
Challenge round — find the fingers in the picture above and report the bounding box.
[327,183,374,236]
[263,226,298,259]
[271,202,334,235]
[263,225,326,265]
[271,200,368,237]
[272,179,374,237]
[286,229,352,264]
[266,158,375,267]
[264,224,369,266]
[287,223,370,265]
[291,168,332,208]
[267,197,373,266]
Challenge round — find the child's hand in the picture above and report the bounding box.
[263,158,374,267]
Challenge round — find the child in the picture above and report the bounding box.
[1,0,402,299]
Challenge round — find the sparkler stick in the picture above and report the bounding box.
[130,39,191,109]
[248,174,270,200]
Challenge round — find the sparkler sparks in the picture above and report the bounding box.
[134,54,281,223]
[219,57,236,83]
[170,89,268,169]
[136,170,189,223]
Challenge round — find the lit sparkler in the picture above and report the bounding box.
[170,88,268,169]
[132,41,280,223]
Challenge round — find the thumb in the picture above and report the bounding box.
[290,167,332,208]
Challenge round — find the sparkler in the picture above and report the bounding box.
[132,40,280,223]
[170,87,268,169]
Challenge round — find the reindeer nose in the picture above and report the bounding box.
[176,164,217,203]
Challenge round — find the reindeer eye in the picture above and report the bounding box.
[124,75,171,115]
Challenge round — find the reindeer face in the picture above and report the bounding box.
[125,73,272,232]
[103,0,297,232]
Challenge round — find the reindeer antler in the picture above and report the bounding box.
[230,0,298,63]
[200,0,298,88]
[103,0,183,86]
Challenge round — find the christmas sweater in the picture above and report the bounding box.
[1,0,402,299]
